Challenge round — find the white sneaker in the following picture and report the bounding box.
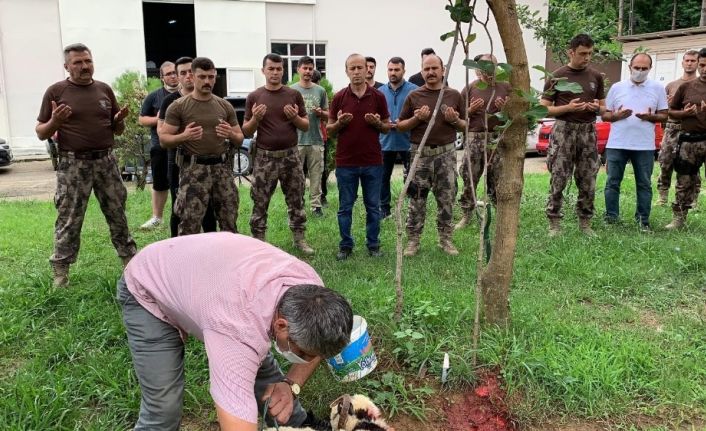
[140,216,163,229]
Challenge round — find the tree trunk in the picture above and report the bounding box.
[618,0,624,35]
[483,0,531,327]
[701,0,706,27]
[672,0,677,30]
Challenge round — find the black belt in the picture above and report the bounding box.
[183,153,228,165]
[59,149,111,160]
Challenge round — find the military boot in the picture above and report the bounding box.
[293,231,315,255]
[403,235,420,257]
[52,263,70,288]
[454,212,472,230]
[665,211,686,230]
[438,232,459,256]
[579,218,596,237]
[656,190,669,206]
[548,218,562,237]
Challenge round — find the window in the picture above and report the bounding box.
[270,42,327,83]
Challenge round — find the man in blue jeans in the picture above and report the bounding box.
[327,54,391,260]
[601,52,667,231]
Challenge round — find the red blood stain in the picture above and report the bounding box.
[444,371,516,431]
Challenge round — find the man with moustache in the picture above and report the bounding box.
[665,48,706,229]
[601,53,668,231]
[327,53,391,261]
[36,43,136,287]
[138,61,179,230]
[541,33,606,237]
[158,57,217,237]
[456,53,510,230]
[159,57,243,236]
[397,54,466,256]
[243,53,314,254]
[409,48,436,87]
[365,57,384,89]
[377,56,417,219]
[290,56,329,217]
[657,49,700,207]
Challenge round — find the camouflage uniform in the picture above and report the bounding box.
[672,137,706,214]
[174,160,238,235]
[658,123,701,202]
[51,153,136,265]
[459,131,500,214]
[249,147,307,238]
[545,120,599,220]
[407,145,457,238]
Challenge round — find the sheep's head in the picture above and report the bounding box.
[329,394,394,431]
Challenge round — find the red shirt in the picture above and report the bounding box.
[329,85,389,167]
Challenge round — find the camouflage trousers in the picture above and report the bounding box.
[298,144,325,209]
[459,131,500,214]
[546,120,599,220]
[658,124,701,197]
[174,161,238,235]
[673,139,706,213]
[51,153,136,265]
[250,147,307,236]
[407,145,457,237]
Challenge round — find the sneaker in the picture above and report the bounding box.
[380,208,392,219]
[639,223,652,233]
[140,216,163,230]
[367,247,383,258]
[312,207,324,217]
[336,248,352,261]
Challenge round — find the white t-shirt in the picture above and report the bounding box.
[605,78,668,151]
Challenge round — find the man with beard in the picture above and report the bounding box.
[243,53,314,254]
[138,61,178,230]
[159,57,243,235]
[397,54,466,256]
[36,43,136,287]
[541,33,606,237]
[158,57,217,237]
[365,57,384,89]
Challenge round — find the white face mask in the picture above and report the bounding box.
[631,69,649,83]
[273,338,311,364]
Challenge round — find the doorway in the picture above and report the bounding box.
[142,1,196,78]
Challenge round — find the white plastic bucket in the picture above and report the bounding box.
[326,315,377,382]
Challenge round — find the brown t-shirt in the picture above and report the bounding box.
[37,79,119,152]
[542,65,605,123]
[462,80,511,131]
[245,86,306,151]
[670,79,706,133]
[399,86,464,147]
[665,78,693,99]
[164,94,238,156]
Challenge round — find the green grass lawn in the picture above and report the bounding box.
[1,166,705,430]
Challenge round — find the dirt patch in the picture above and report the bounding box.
[443,371,516,431]
[0,160,56,201]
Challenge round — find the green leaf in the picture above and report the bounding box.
[462,59,495,75]
[554,81,583,94]
[440,30,457,42]
[532,65,548,74]
[466,33,477,44]
[525,104,549,120]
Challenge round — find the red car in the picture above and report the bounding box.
[536,118,663,163]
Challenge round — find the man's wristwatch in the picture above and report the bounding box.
[282,377,301,396]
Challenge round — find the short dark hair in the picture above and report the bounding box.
[388,57,405,67]
[312,70,322,83]
[278,284,353,358]
[175,56,193,69]
[420,48,436,57]
[191,57,215,72]
[699,48,706,60]
[263,53,283,67]
[365,56,376,65]
[630,52,652,68]
[569,34,594,50]
[298,56,315,67]
[63,43,91,61]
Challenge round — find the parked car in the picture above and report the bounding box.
[0,138,13,168]
[536,118,663,164]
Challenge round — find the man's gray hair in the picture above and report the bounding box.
[278,284,353,358]
[159,61,175,77]
[63,43,91,62]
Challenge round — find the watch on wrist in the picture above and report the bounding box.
[282,377,301,396]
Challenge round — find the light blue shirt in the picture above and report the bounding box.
[378,80,418,151]
[605,78,668,151]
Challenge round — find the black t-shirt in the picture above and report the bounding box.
[141,87,173,147]
[159,92,183,161]
[373,81,384,89]
[409,72,424,87]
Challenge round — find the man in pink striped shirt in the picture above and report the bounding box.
[119,232,352,430]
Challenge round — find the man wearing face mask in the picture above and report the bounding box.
[601,53,667,231]
[541,34,606,237]
[119,232,352,431]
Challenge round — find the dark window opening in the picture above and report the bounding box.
[142,2,196,79]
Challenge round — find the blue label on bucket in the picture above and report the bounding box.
[327,330,371,371]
